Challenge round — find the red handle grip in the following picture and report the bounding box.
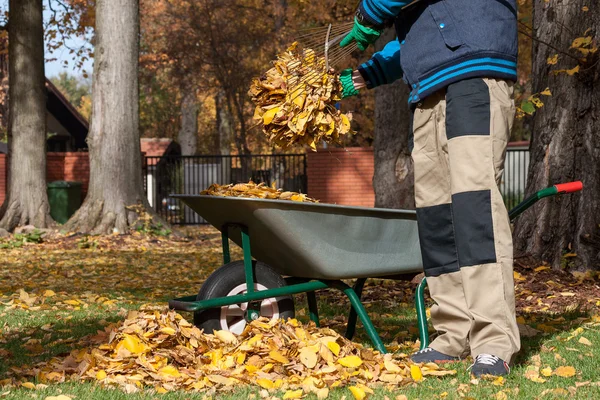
[554,181,583,194]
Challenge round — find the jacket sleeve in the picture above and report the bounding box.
[357,40,402,89]
[359,0,417,26]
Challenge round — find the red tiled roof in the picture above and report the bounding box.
[140,138,173,157]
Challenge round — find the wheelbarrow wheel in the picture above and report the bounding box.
[193,260,295,335]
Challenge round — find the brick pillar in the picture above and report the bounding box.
[307,147,375,207]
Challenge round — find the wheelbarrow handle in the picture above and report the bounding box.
[508,180,583,221]
[554,181,584,194]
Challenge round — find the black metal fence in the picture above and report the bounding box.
[500,147,530,210]
[143,154,307,224]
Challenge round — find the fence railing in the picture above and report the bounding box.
[500,147,530,211]
[143,154,307,225]
[143,147,529,225]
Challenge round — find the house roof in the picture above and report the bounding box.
[141,138,177,157]
[45,78,89,149]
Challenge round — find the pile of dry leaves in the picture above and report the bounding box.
[249,42,354,151]
[23,310,453,396]
[201,181,318,203]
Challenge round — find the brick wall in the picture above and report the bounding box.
[0,152,91,205]
[307,147,375,207]
[0,154,6,205]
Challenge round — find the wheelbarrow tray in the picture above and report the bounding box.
[172,195,423,280]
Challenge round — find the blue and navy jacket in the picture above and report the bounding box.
[357,0,518,104]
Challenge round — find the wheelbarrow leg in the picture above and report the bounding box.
[330,280,386,354]
[306,291,320,327]
[416,277,429,350]
[345,278,367,340]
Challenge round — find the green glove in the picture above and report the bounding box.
[340,68,359,98]
[340,17,381,51]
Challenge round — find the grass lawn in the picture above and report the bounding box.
[1,227,600,399]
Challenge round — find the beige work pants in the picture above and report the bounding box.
[411,77,520,362]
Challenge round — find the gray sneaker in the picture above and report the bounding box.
[410,347,460,363]
[469,354,510,377]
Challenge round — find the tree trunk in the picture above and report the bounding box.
[178,88,198,156]
[513,1,600,270]
[65,0,157,234]
[217,90,233,155]
[372,29,414,209]
[0,0,52,231]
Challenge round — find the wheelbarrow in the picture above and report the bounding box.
[169,181,583,354]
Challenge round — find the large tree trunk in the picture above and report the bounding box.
[178,87,198,156]
[513,1,600,270]
[372,29,414,209]
[65,0,157,234]
[0,0,52,231]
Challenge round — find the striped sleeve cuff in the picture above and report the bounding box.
[358,59,387,89]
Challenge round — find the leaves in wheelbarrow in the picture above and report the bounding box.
[249,42,355,151]
[31,310,454,395]
[201,180,319,203]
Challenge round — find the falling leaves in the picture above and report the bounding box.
[249,42,355,151]
[201,181,318,203]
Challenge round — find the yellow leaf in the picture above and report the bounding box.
[539,88,552,97]
[571,36,593,49]
[159,327,176,335]
[349,386,366,400]
[207,375,234,385]
[554,366,576,377]
[582,6,589,11]
[493,376,505,386]
[567,65,580,76]
[158,365,181,378]
[63,299,80,306]
[45,396,73,400]
[256,378,274,389]
[578,337,592,346]
[43,290,56,297]
[283,389,303,399]
[269,350,290,364]
[513,271,526,281]
[96,370,107,380]
[21,382,36,389]
[215,330,238,344]
[384,359,401,373]
[262,107,280,125]
[531,97,544,108]
[547,54,559,65]
[155,387,168,394]
[338,355,363,368]
[316,388,329,399]
[410,365,423,382]
[541,367,553,377]
[299,347,318,369]
[119,334,148,354]
[327,341,340,356]
[534,265,551,272]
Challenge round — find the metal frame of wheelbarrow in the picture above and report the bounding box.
[169,181,582,355]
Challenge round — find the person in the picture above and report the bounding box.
[339,0,520,377]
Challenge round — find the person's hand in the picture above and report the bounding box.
[340,17,381,51]
[340,68,360,98]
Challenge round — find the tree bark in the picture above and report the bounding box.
[64,0,158,234]
[372,29,414,209]
[216,90,233,155]
[178,88,198,156]
[0,0,52,231]
[513,0,600,270]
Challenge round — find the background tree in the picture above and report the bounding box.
[0,0,52,231]
[513,1,599,270]
[372,29,414,209]
[64,0,155,234]
[50,72,91,119]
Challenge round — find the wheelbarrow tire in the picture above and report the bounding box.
[193,260,295,334]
